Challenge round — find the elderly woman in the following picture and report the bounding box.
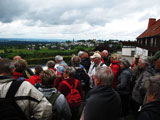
[116,58,132,119]
[46,60,62,89]
[137,75,160,120]
[110,54,120,88]
[58,66,83,120]
[38,69,72,120]
[81,66,121,120]
[132,56,153,117]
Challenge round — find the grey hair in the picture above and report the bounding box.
[64,66,76,78]
[71,55,81,67]
[145,75,160,101]
[78,51,85,57]
[95,66,114,86]
[46,60,55,68]
[140,56,149,66]
[55,55,63,62]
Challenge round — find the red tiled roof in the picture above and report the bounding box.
[137,19,160,39]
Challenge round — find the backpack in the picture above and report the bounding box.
[62,80,82,109]
[0,80,28,120]
[48,92,61,120]
[74,67,90,91]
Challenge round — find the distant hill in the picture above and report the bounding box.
[0,38,67,42]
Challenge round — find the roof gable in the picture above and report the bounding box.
[137,19,160,39]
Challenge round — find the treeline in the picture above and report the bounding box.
[0,45,94,66]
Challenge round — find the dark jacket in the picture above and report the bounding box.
[116,68,132,95]
[132,68,153,104]
[84,85,121,120]
[137,101,160,120]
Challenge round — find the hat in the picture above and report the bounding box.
[149,51,160,62]
[119,58,131,68]
[90,53,101,59]
[134,53,141,59]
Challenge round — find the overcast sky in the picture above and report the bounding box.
[0,0,160,41]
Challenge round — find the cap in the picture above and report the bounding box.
[90,53,101,59]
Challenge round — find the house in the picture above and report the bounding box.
[137,18,160,56]
[121,41,137,57]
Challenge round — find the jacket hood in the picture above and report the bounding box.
[141,101,160,115]
[38,87,57,99]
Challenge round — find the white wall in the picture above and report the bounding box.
[122,48,136,56]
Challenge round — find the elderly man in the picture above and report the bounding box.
[132,56,153,116]
[0,58,52,120]
[88,52,106,88]
[149,51,160,75]
[137,75,160,120]
[81,66,121,120]
[78,51,91,72]
[101,50,110,66]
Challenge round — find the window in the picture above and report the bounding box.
[150,38,153,47]
[155,38,157,47]
[141,39,143,45]
[145,38,147,46]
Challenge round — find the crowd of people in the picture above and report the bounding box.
[0,50,160,120]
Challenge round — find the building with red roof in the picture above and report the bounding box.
[137,18,160,56]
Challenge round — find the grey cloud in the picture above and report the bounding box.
[0,0,28,23]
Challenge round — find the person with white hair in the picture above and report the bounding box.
[101,50,110,66]
[81,66,121,120]
[88,52,106,88]
[55,55,68,74]
[132,56,154,117]
[137,75,160,120]
[78,51,91,72]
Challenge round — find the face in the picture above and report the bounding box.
[138,59,146,69]
[93,75,100,86]
[154,58,160,71]
[92,57,100,64]
[120,62,125,69]
[63,71,69,79]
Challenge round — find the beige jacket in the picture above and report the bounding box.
[0,76,52,120]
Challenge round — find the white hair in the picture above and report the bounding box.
[55,55,63,62]
[95,66,114,86]
[78,51,85,57]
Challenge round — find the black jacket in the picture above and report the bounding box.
[84,85,121,120]
[137,101,160,120]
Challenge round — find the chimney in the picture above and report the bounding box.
[148,18,156,29]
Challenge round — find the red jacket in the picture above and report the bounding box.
[26,75,42,85]
[13,71,27,79]
[110,60,120,88]
[58,78,83,100]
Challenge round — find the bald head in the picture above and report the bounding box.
[101,50,108,57]
[13,56,22,61]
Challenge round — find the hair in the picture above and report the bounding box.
[71,55,81,67]
[46,60,55,68]
[14,59,27,73]
[55,55,63,62]
[40,69,57,88]
[119,58,131,68]
[64,66,76,78]
[95,66,114,86]
[111,54,119,61]
[34,65,43,75]
[0,58,15,74]
[78,51,85,57]
[145,75,160,101]
[139,56,149,66]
